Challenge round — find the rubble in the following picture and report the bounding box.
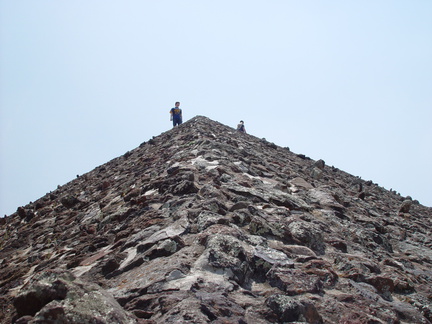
[1,116,431,323]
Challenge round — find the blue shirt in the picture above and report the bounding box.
[170,108,182,120]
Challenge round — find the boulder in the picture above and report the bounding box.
[13,270,137,323]
[314,159,325,170]
[266,294,323,323]
[287,221,326,255]
[60,195,80,209]
[399,199,412,213]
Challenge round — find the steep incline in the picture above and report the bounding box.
[1,116,431,323]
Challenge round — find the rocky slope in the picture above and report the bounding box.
[0,116,431,323]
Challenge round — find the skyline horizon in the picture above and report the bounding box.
[2,113,428,218]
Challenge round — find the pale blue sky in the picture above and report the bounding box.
[1,1,431,216]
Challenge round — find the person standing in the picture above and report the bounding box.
[170,102,183,127]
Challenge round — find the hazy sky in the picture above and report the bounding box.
[1,1,431,216]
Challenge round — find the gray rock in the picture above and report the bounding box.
[60,195,80,208]
[314,159,326,170]
[14,270,137,324]
[287,221,326,255]
[266,294,323,323]
[311,167,323,180]
[204,234,251,285]
[289,177,314,190]
[399,199,413,213]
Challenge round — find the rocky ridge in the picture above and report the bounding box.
[0,115,431,323]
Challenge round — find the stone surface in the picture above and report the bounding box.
[13,270,137,323]
[1,116,432,323]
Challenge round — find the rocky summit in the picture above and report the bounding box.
[1,116,431,324]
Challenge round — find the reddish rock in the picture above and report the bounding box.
[268,268,324,295]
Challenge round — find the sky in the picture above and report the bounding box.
[1,1,431,217]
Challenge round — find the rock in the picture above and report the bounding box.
[399,198,412,213]
[268,267,324,295]
[138,216,189,250]
[366,275,395,301]
[252,245,294,281]
[101,257,121,277]
[17,207,27,219]
[60,195,80,208]
[249,215,284,238]
[266,294,323,323]
[144,238,184,260]
[289,177,314,190]
[308,188,344,209]
[123,188,141,202]
[13,270,137,323]
[16,207,34,221]
[271,243,317,259]
[13,272,69,318]
[157,170,199,195]
[314,159,325,170]
[229,201,250,211]
[311,167,323,180]
[287,221,326,255]
[327,240,348,253]
[205,234,251,285]
[303,259,339,288]
[196,211,228,231]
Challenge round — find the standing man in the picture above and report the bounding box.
[170,102,183,127]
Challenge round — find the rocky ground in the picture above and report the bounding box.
[0,116,431,323]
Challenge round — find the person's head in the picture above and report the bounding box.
[175,102,180,107]
[240,120,244,124]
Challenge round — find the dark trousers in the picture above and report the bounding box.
[173,118,182,127]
